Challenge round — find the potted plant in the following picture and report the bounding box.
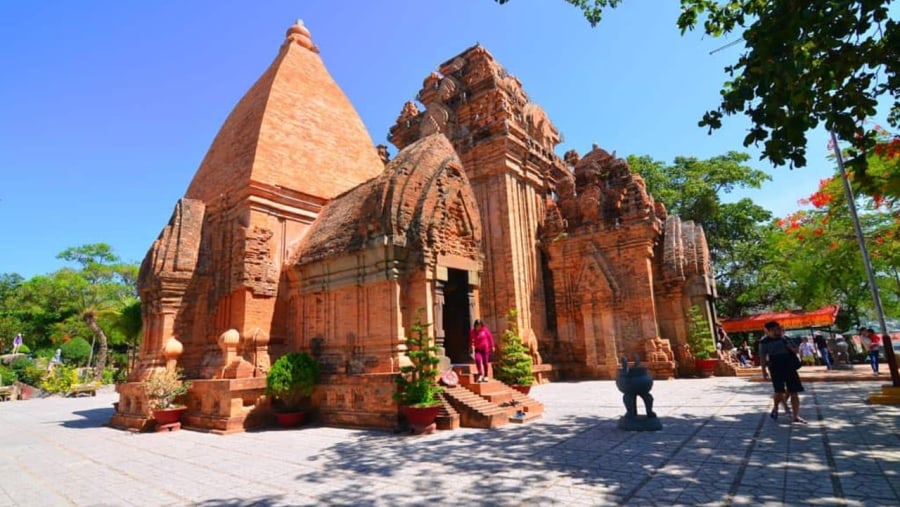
[687,305,718,377]
[493,309,534,394]
[394,312,443,430]
[144,367,191,427]
[266,351,320,427]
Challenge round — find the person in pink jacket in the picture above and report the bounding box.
[469,319,495,383]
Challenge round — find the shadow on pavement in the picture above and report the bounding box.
[59,406,115,429]
[191,495,287,507]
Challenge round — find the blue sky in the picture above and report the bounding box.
[0,0,854,278]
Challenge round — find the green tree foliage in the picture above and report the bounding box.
[0,244,138,378]
[627,152,774,315]
[56,243,136,380]
[495,0,622,26]
[773,175,900,323]
[687,305,716,360]
[61,337,93,367]
[113,299,142,376]
[0,364,17,385]
[494,309,534,386]
[497,0,899,175]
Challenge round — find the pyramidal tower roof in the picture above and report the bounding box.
[185,20,383,203]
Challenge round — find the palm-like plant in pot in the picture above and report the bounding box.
[394,313,443,429]
[494,309,534,394]
[144,367,191,428]
[266,352,320,427]
[687,305,718,377]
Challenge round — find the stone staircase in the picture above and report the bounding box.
[435,394,460,430]
[438,366,543,429]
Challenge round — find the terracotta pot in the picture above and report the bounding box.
[152,406,187,425]
[274,411,306,428]
[695,358,719,378]
[401,405,441,426]
[511,385,532,395]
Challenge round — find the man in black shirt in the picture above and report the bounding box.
[759,321,806,423]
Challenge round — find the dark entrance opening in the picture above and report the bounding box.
[442,268,471,364]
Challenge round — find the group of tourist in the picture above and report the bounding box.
[757,321,889,426]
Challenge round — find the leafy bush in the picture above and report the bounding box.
[394,312,442,408]
[16,343,30,354]
[61,337,93,366]
[0,364,18,385]
[687,305,716,360]
[42,365,78,394]
[33,348,55,359]
[494,309,533,386]
[266,352,320,412]
[10,357,44,386]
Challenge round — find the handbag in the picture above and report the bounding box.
[783,338,801,370]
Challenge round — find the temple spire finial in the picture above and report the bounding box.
[285,19,318,53]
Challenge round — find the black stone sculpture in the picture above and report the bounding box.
[615,355,662,431]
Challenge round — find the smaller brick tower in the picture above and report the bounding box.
[390,45,570,364]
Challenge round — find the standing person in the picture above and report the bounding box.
[759,321,806,424]
[12,333,23,355]
[469,319,495,383]
[799,336,816,366]
[813,331,832,370]
[861,327,882,376]
[716,325,734,352]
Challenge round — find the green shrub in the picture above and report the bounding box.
[0,365,18,385]
[266,352,320,412]
[393,312,442,408]
[494,309,534,386]
[61,337,93,366]
[687,305,716,360]
[16,343,30,354]
[10,357,44,386]
[33,348,55,359]
[42,365,78,394]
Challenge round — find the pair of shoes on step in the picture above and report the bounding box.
[476,376,489,383]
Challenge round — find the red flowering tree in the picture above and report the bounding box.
[774,169,900,322]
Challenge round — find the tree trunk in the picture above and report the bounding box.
[84,314,108,381]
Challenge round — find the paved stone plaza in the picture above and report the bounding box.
[1,377,898,506]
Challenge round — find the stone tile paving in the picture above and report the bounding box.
[0,378,897,506]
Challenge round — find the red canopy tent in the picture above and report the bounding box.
[720,305,840,334]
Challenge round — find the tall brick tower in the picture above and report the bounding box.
[389,45,570,359]
[174,20,383,373]
[115,21,384,432]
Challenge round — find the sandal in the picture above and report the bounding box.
[769,409,778,421]
[792,418,808,424]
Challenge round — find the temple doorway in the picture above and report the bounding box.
[442,268,472,364]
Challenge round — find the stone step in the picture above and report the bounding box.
[442,386,511,429]
[508,409,542,424]
[435,394,460,430]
